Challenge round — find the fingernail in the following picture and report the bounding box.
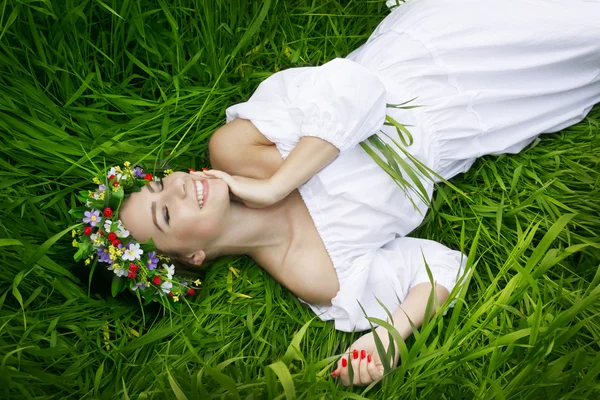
[331,371,336,378]
[342,358,347,368]
[368,355,372,363]
[361,350,366,360]
[353,349,358,359]
[188,168,196,172]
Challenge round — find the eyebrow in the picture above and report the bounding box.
[151,202,164,233]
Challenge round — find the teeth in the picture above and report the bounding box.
[195,182,204,209]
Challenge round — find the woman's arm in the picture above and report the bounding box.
[268,136,339,200]
[333,282,450,386]
[203,135,339,208]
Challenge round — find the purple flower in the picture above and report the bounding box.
[181,281,188,286]
[83,209,101,227]
[98,184,106,192]
[132,282,148,291]
[96,247,113,264]
[147,251,159,270]
[133,167,145,178]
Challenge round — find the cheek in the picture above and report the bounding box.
[177,214,223,240]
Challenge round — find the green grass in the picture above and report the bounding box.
[1,0,599,398]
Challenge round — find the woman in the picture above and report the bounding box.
[117,0,600,386]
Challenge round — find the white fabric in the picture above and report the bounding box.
[226,0,600,332]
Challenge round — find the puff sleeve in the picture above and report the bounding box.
[226,58,387,154]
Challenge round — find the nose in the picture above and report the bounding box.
[167,176,186,199]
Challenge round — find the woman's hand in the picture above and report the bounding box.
[331,326,400,386]
[193,169,285,208]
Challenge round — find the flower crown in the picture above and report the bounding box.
[70,161,200,305]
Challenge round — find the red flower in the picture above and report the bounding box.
[129,263,138,272]
[144,173,153,181]
[104,208,113,217]
[168,292,174,297]
[152,276,161,285]
[113,181,119,187]
[108,232,117,242]
[98,230,104,236]
[187,288,195,296]
[108,174,115,181]
[128,271,136,279]
[112,239,121,247]
[83,226,92,236]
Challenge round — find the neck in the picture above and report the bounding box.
[202,200,290,262]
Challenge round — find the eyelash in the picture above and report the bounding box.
[158,179,170,225]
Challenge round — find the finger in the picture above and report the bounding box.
[358,350,370,385]
[201,169,235,186]
[189,170,210,179]
[367,354,384,382]
[339,354,351,386]
[350,349,362,386]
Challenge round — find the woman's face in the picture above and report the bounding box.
[119,171,230,256]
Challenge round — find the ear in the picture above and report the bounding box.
[183,250,206,267]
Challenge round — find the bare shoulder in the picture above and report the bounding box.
[210,118,274,148]
[209,118,282,179]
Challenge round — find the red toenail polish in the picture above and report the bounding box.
[202,168,208,171]
[361,350,366,360]
[188,168,196,172]
[368,355,372,363]
[353,349,359,359]
[331,372,336,378]
[342,358,347,368]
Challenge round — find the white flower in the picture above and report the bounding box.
[107,264,127,277]
[85,200,92,207]
[90,233,103,245]
[116,220,130,238]
[122,243,143,261]
[107,167,122,181]
[104,220,129,238]
[161,281,173,294]
[163,263,175,280]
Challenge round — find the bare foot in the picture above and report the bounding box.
[331,326,400,386]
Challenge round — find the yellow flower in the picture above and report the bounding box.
[192,279,201,286]
[92,177,101,185]
[164,169,174,176]
[173,295,179,302]
[99,192,105,200]
[115,166,122,173]
[111,185,119,192]
[123,161,131,167]
[109,254,117,261]
[71,229,77,238]
[85,258,91,265]
[72,240,78,247]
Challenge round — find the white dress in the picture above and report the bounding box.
[226,0,600,332]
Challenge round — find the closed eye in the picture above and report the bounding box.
[156,178,169,225]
